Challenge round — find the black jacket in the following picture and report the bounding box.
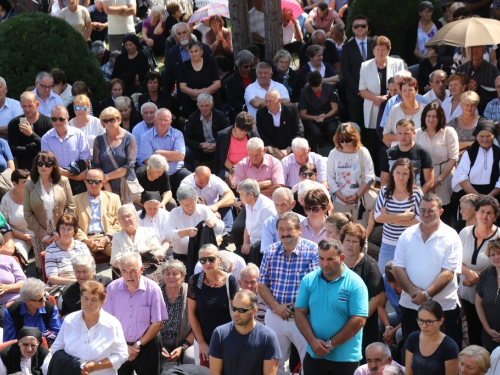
[299,39,340,68]
[341,37,374,100]
[187,220,218,279]
[272,67,303,103]
[256,103,304,150]
[0,340,49,375]
[225,70,257,114]
[185,108,230,150]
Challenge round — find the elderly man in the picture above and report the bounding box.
[184,93,230,170]
[484,76,500,124]
[140,108,191,194]
[102,0,136,51]
[423,70,449,105]
[104,252,168,375]
[239,263,267,324]
[74,168,122,256]
[304,2,344,37]
[353,343,405,375]
[299,30,341,71]
[8,91,53,169]
[226,50,257,119]
[132,102,158,166]
[256,90,304,159]
[281,137,327,188]
[32,72,64,117]
[0,77,22,136]
[259,212,318,375]
[244,62,290,120]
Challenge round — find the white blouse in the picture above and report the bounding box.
[69,116,105,153]
[40,183,55,230]
[452,147,500,192]
[137,208,170,243]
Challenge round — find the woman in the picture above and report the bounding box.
[51,281,128,374]
[141,5,166,55]
[0,253,25,326]
[476,239,500,352]
[454,194,479,233]
[301,189,329,244]
[205,15,232,58]
[178,40,221,117]
[0,169,32,262]
[324,212,352,241]
[0,138,14,173]
[93,107,137,199]
[406,1,441,65]
[340,223,385,359]
[383,77,425,148]
[458,345,491,375]
[59,0,91,41]
[299,71,339,152]
[0,327,51,375]
[300,45,339,87]
[272,49,302,104]
[138,71,170,110]
[165,2,182,36]
[447,91,481,156]
[160,260,195,368]
[115,96,141,132]
[100,78,126,109]
[374,158,422,273]
[187,244,238,368]
[405,301,459,375]
[136,154,176,211]
[359,36,405,132]
[68,81,102,118]
[69,94,105,153]
[44,214,90,286]
[291,163,329,196]
[138,192,170,253]
[441,74,468,123]
[24,151,75,269]
[111,33,150,97]
[415,102,459,210]
[327,123,375,227]
[459,196,500,347]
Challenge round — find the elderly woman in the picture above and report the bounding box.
[272,49,302,104]
[69,94,105,153]
[93,107,137,201]
[59,0,92,41]
[100,78,126,109]
[3,278,62,342]
[454,193,479,233]
[138,192,170,253]
[300,45,339,87]
[0,327,51,375]
[0,253,26,327]
[115,96,141,132]
[327,123,375,227]
[458,345,491,375]
[447,91,481,156]
[225,50,256,120]
[138,71,170,110]
[301,189,329,244]
[44,214,90,286]
[441,73,468,123]
[24,151,75,270]
[205,15,232,58]
[187,244,238,368]
[51,281,129,374]
[141,5,166,55]
[136,154,176,211]
[160,260,195,368]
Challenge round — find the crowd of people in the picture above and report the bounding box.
[2,0,500,374]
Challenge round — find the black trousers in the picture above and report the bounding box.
[462,299,482,346]
[169,168,192,198]
[303,353,358,375]
[232,206,246,255]
[118,337,161,375]
[303,119,339,153]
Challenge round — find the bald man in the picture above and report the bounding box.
[180,166,236,237]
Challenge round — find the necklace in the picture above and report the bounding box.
[402,101,418,119]
[204,273,220,288]
[85,315,99,329]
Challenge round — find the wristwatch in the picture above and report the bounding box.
[135,340,142,347]
[423,290,432,300]
[155,150,160,155]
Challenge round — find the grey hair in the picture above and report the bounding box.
[19,278,46,302]
[141,102,158,114]
[163,259,186,276]
[310,29,326,43]
[219,250,233,272]
[246,137,264,151]
[273,49,292,65]
[110,50,121,62]
[91,40,106,55]
[292,137,309,151]
[120,252,142,268]
[237,178,260,198]
[155,108,171,119]
[256,61,272,71]
[177,185,198,201]
[0,77,6,86]
[118,203,138,220]
[36,71,53,83]
[450,2,465,14]
[172,22,189,35]
[197,93,213,105]
[306,44,322,59]
[114,96,132,110]
[240,263,259,280]
[272,187,294,204]
[381,365,404,375]
[199,244,219,258]
[235,50,255,67]
[429,69,447,82]
[394,70,412,80]
[366,342,391,359]
[147,154,169,172]
[151,5,163,14]
[297,179,317,197]
[72,254,96,273]
[419,0,433,12]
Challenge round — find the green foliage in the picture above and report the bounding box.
[0,12,108,100]
[346,0,443,59]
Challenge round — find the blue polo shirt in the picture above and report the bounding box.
[295,266,368,362]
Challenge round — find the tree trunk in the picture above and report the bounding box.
[229,0,251,57]
[264,0,283,62]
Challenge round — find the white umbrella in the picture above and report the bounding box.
[426,17,500,48]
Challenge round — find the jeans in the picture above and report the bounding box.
[218,206,234,234]
[377,242,397,274]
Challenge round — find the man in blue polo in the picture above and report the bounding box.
[295,239,368,375]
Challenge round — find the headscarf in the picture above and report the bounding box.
[473,118,497,137]
[139,191,161,219]
[17,327,42,343]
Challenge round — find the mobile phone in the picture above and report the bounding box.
[19,117,27,126]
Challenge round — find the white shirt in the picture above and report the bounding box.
[59,84,74,107]
[282,21,296,45]
[32,89,64,117]
[249,7,265,39]
[138,208,170,243]
[165,204,224,255]
[268,105,282,128]
[51,310,128,374]
[104,0,135,34]
[244,80,290,120]
[245,194,277,244]
[194,251,246,281]
[180,174,230,206]
[452,147,500,192]
[69,116,105,153]
[423,88,450,105]
[393,222,462,311]
[194,23,211,44]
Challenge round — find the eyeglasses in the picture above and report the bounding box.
[102,117,118,124]
[339,138,353,144]
[305,206,322,213]
[37,82,54,90]
[30,294,47,303]
[231,305,255,313]
[74,106,88,111]
[420,208,438,214]
[86,179,103,185]
[241,65,251,69]
[353,24,367,29]
[20,343,39,348]
[59,226,75,233]
[416,318,438,326]
[301,172,315,178]
[199,256,217,264]
[51,117,66,123]
[36,161,54,168]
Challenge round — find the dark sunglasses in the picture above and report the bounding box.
[74,105,88,111]
[231,305,254,313]
[199,256,217,264]
[305,206,322,213]
[102,117,118,124]
[86,179,103,185]
[301,172,315,178]
[36,161,54,168]
[353,24,367,29]
[30,294,47,303]
[51,117,66,123]
[339,138,353,144]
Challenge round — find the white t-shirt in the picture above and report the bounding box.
[69,116,105,153]
[104,0,135,35]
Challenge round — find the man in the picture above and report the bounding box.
[180,166,235,235]
[259,212,319,375]
[132,102,158,166]
[140,108,190,194]
[483,75,500,123]
[281,137,327,188]
[32,72,64,117]
[237,178,276,265]
[299,30,341,71]
[8,91,53,169]
[244,62,290,120]
[256,90,304,158]
[239,263,267,324]
[295,239,368,375]
[102,0,136,51]
[341,15,374,127]
[393,193,463,348]
[282,8,303,53]
[50,68,74,107]
[423,70,449,105]
[380,118,434,194]
[74,168,122,256]
[304,2,344,37]
[184,93,229,171]
[103,252,167,375]
[353,343,405,375]
[249,0,265,57]
[0,77,23,137]
[209,290,281,375]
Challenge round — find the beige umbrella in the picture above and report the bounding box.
[426,17,500,48]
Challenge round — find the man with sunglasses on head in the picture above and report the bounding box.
[31,72,64,117]
[73,168,122,256]
[209,290,281,375]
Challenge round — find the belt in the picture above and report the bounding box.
[126,341,138,346]
[88,232,105,236]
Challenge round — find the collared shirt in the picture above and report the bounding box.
[249,7,265,38]
[244,80,290,119]
[132,120,154,165]
[32,88,64,117]
[138,208,170,243]
[41,126,91,168]
[235,154,285,191]
[88,194,104,234]
[281,151,327,187]
[180,173,230,206]
[139,126,185,173]
[200,113,215,143]
[268,105,282,128]
[260,212,305,253]
[300,217,327,244]
[484,97,500,123]
[353,360,405,375]
[246,194,277,244]
[179,44,190,62]
[0,97,22,127]
[452,147,500,192]
[103,276,168,342]
[355,37,367,60]
[380,94,428,128]
[423,88,450,105]
[258,238,319,306]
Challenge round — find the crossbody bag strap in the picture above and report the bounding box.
[358,148,365,182]
[102,134,120,170]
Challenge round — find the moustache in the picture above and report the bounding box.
[281,235,292,239]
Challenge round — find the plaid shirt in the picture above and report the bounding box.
[484,98,500,123]
[259,238,319,306]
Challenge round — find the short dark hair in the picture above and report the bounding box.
[476,195,500,218]
[244,44,260,59]
[11,169,30,184]
[318,2,328,11]
[299,163,317,175]
[216,56,231,72]
[385,260,396,283]
[142,71,161,91]
[276,212,301,230]
[50,68,67,85]
[307,71,322,87]
[56,214,79,234]
[80,280,107,302]
[30,151,61,184]
[187,40,203,51]
[318,239,342,256]
[352,15,368,22]
[166,2,180,15]
[235,112,255,132]
[304,189,329,209]
[398,77,419,92]
[340,222,366,249]
[108,78,125,93]
[421,193,443,209]
[453,7,472,19]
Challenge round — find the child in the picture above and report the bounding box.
[101,50,120,82]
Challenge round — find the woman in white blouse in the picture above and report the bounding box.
[441,73,467,123]
[327,123,376,227]
[51,280,128,374]
[137,192,170,253]
[69,95,105,155]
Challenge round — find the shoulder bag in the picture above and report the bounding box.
[358,148,379,211]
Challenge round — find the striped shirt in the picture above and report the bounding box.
[258,238,319,307]
[45,240,90,278]
[374,187,422,246]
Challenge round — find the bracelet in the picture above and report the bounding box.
[98,361,102,370]
[182,340,192,347]
[385,326,393,330]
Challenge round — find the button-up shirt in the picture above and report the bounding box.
[132,120,155,165]
[200,113,215,143]
[244,80,290,119]
[246,194,277,244]
[260,212,305,253]
[88,194,104,234]
[41,126,91,168]
[32,89,64,117]
[484,97,500,123]
[281,151,327,187]
[180,173,230,206]
[300,216,327,244]
[103,276,168,342]
[139,126,185,173]
[179,44,190,62]
[268,105,282,127]
[235,153,285,190]
[423,88,450,105]
[0,97,22,127]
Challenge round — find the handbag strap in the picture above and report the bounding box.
[358,148,365,181]
[102,134,120,170]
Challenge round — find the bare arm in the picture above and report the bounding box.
[405,350,414,375]
[382,133,397,148]
[322,75,340,86]
[459,180,481,195]
[0,231,14,256]
[260,185,283,196]
[304,18,315,34]
[380,171,390,188]
[263,359,279,375]
[330,316,366,348]
[420,168,434,195]
[295,307,331,357]
[210,357,223,375]
[161,191,172,208]
[445,359,459,375]
[426,269,454,297]
[368,292,385,317]
[251,32,265,43]
[83,20,92,40]
[213,190,236,210]
[359,89,388,106]
[48,274,76,285]
[249,97,267,109]
[393,266,420,297]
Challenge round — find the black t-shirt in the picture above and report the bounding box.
[136,165,171,196]
[60,275,112,316]
[380,143,433,187]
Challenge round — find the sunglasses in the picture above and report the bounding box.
[301,172,315,178]
[199,256,217,264]
[231,305,254,313]
[305,206,322,213]
[74,106,88,111]
[86,179,103,185]
[51,117,66,123]
[30,294,47,303]
[353,24,367,29]
[36,161,54,168]
[339,138,353,144]
[102,117,118,124]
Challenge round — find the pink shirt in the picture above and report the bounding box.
[235,153,285,187]
[309,8,339,32]
[300,217,327,244]
[228,135,248,165]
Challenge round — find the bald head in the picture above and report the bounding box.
[20,91,38,103]
[265,89,281,114]
[194,166,212,189]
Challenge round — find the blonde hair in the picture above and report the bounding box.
[100,106,122,122]
[73,94,90,108]
[460,91,480,107]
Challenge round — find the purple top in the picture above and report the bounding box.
[103,276,168,342]
[141,18,167,44]
[0,255,26,305]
